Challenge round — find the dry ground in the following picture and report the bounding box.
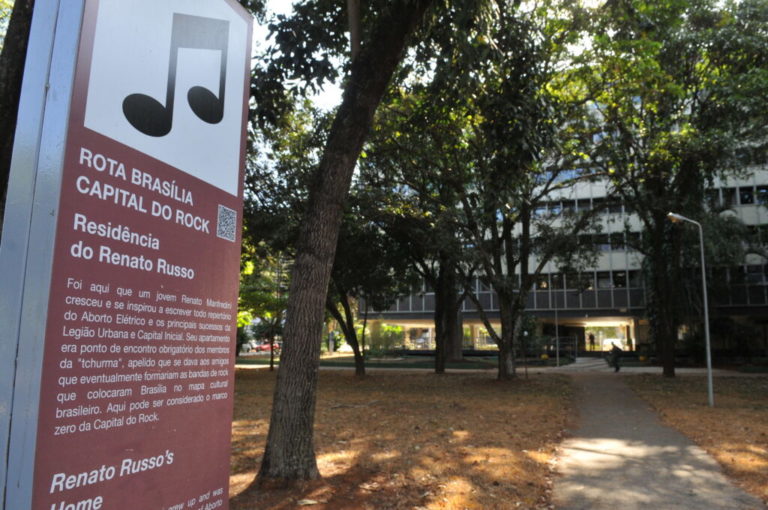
[628,374,768,505]
[229,368,573,510]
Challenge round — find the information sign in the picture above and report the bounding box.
[5,1,252,509]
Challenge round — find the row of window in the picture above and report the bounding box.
[462,271,644,292]
[533,197,626,217]
[579,232,641,251]
[455,264,768,295]
[534,185,768,219]
[707,185,768,208]
[713,265,768,285]
[533,271,642,291]
[383,265,768,315]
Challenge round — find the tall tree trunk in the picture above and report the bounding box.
[647,220,682,378]
[0,0,35,238]
[497,296,517,380]
[446,308,463,362]
[433,256,465,370]
[327,298,365,376]
[339,294,366,377]
[442,264,463,363]
[433,262,449,374]
[257,0,434,482]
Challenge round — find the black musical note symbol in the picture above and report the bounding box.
[122,13,229,137]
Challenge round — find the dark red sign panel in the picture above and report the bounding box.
[32,1,251,509]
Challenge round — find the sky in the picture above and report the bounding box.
[255,0,343,111]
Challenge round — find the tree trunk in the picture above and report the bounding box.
[497,334,516,380]
[337,293,366,377]
[327,297,365,376]
[433,263,448,374]
[433,256,465,371]
[446,309,463,362]
[0,0,35,238]
[647,220,682,378]
[257,0,434,482]
[496,297,517,380]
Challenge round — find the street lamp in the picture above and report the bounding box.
[667,212,714,407]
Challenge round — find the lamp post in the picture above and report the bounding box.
[667,212,714,407]
[555,300,560,367]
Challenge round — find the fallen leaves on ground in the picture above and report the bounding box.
[230,368,573,510]
[628,374,768,505]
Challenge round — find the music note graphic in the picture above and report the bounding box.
[122,13,230,137]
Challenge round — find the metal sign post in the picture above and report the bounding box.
[1,1,252,508]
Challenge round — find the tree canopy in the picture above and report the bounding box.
[574,0,768,375]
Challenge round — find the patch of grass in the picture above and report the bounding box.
[230,369,573,509]
[236,355,573,370]
[628,375,768,505]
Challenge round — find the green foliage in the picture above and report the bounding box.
[570,0,768,370]
[0,0,11,49]
[369,323,405,351]
[238,244,289,338]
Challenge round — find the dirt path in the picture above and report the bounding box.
[552,371,765,510]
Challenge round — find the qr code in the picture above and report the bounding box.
[216,205,237,242]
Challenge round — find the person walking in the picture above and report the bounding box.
[609,342,623,372]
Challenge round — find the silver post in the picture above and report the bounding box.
[555,303,560,367]
[667,212,714,407]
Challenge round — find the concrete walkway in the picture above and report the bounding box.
[552,361,765,510]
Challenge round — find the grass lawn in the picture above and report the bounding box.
[229,368,573,510]
[628,374,768,505]
[236,354,572,370]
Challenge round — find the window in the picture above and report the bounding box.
[565,272,580,290]
[597,271,612,289]
[579,272,595,291]
[746,265,763,284]
[548,202,562,215]
[609,233,625,250]
[628,270,642,288]
[613,271,627,288]
[626,232,641,251]
[534,204,548,217]
[757,186,768,206]
[722,187,738,208]
[607,199,623,214]
[561,200,576,213]
[536,275,549,290]
[551,273,564,289]
[594,234,611,251]
[577,199,592,211]
[759,225,768,244]
[712,267,728,286]
[705,188,720,209]
[739,186,755,205]
[592,197,606,213]
[730,266,746,284]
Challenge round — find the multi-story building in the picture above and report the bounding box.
[365,168,768,355]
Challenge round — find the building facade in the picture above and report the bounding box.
[365,169,768,355]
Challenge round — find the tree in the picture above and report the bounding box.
[419,1,597,380]
[325,191,418,377]
[579,0,768,376]
[362,88,475,373]
[238,246,289,370]
[255,0,437,482]
[0,0,35,238]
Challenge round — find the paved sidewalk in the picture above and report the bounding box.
[552,371,765,510]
